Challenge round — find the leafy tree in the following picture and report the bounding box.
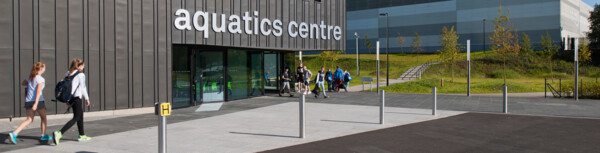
[520,33,533,58]
[321,50,344,68]
[540,32,559,82]
[439,26,461,83]
[364,34,374,54]
[587,4,600,48]
[490,5,520,86]
[397,34,405,53]
[412,32,423,63]
[579,39,592,64]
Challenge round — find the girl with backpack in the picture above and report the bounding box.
[54,59,91,145]
[9,62,53,144]
[343,70,352,92]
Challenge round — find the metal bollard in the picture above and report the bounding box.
[544,78,547,98]
[433,87,437,115]
[380,90,385,125]
[503,85,508,114]
[155,102,170,153]
[300,94,305,138]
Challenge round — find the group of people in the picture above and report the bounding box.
[9,59,91,146]
[279,63,352,99]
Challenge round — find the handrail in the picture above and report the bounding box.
[546,83,561,98]
[403,57,439,80]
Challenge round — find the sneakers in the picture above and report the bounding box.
[324,96,328,98]
[9,132,17,144]
[53,131,62,145]
[40,134,53,141]
[78,135,92,142]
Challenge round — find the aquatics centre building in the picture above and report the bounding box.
[0,0,346,118]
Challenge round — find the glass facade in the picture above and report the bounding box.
[172,46,191,108]
[172,45,294,107]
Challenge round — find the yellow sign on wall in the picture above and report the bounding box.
[160,103,171,116]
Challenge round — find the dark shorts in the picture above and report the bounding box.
[24,101,46,110]
[296,77,304,83]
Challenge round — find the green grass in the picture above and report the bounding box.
[297,53,439,86]
[378,51,600,94]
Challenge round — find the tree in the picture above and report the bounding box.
[540,32,559,82]
[439,26,461,83]
[397,34,405,53]
[587,4,600,49]
[520,33,533,59]
[364,34,374,54]
[411,32,423,63]
[321,50,344,68]
[579,39,592,64]
[489,5,520,86]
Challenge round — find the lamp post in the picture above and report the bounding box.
[575,38,578,101]
[467,40,471,96]
[355,32,360,76]
[379,13,389,86]
[483,19,486,52]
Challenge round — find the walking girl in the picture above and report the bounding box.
[53,59,91,145]
[8,62,52,144]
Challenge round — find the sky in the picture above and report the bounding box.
[583,0,598,7]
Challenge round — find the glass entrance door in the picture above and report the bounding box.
[193,51,224,104]
[264,53,279,91]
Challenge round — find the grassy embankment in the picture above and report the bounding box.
[381,51,600,94]
[298,53,438,87]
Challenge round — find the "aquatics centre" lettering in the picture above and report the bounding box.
[174,9,343,40]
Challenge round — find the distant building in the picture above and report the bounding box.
[346,0,593,53]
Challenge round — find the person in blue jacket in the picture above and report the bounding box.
[325,68,333,92]
[343,69,352,92]
[333,66,344,92]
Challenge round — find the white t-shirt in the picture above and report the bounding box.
[25,75,45,102]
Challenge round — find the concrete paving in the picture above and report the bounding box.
[5,101,464,153]
[2,91,599,152]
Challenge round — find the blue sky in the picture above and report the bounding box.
[583,0,598,7]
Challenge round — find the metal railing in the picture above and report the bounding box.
[401,58,439,80]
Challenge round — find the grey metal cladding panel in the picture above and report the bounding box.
[185,0,195,44]
[231,0,240,47]
[115,0,128,109]
[161,0,168,102]
[68,0,84,60]
[19,0,34,117]
[55,0,70,114]
[249,0,257,47]
[240,0,248,47]
[216,0,224,46]
[194,0,203,45]
[222,0,231,47]
[39,0,57,115]
[171,0,182,44]
[259,0,266,48]
[157,0,166,106]
[104,0,116,110]
[88,0,101,111]
[295,0,301,49]
[206,0,216,45]
[0,48,12,117]
[142,0,155,106]
[282,0,289,49]
[0,0,13,117]
[271,0,278,48]
[132,0,142,108]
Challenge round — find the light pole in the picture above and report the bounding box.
[483,19,486,52]
[379,13,389,86]
[575,38,578,101]
[467,40,471,96]
[355,32,360,76]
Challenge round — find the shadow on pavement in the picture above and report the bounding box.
[229,132,299,139]
[320,119,379,125]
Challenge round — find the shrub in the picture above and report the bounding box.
[489,70,520,79]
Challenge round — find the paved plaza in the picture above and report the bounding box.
[1,92,600,152]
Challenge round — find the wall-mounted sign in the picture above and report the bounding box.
[174,9,343,40]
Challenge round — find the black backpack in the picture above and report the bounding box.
[55,72,81,103]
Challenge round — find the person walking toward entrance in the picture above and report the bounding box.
[325,68,333,92]
[303,66,312,95]
[315,66,328,98]
[9,62,52,144]
[296,63,304,93]
[333,66,344,92]
[54,59,92,145]
[343,70,352,92]
[279,68,293,97]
